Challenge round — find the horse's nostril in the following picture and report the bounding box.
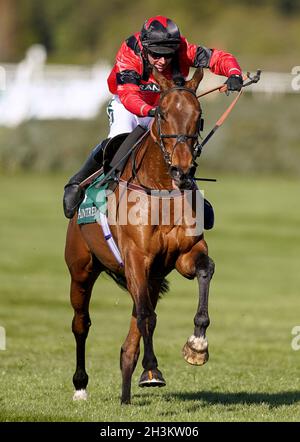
[170,166,181,179]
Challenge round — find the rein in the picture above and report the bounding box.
[194,70,261,158]
[194,89,243,158]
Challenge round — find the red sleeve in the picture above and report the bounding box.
[209,49,242,77]
[183,39,198,67]
[179,37,242,78]
[110,39,153,117]
[118,85,153,117]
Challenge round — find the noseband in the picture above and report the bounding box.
[155,86,202,169]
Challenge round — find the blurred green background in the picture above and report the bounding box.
[0,0,299,174]
[1,0,300,69]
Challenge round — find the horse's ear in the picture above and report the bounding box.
[186,68,204,91]
[152,67,174,91]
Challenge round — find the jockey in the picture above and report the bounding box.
[63,15,243,219]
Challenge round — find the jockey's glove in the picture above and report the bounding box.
[148,108,156,117]
[226,74,243,91]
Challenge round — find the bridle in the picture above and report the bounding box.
[154,70,262,171]
[79,70,261,190]
[155,86,202,169]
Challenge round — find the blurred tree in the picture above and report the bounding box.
[0,0,18,60]
[29,1,53,53]
[0,0,299,65]
[277,0,300,14]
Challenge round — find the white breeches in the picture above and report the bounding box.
[106,95,153,138]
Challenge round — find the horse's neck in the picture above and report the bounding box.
[124,135,173,189]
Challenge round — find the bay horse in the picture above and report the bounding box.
[65,67,215,404]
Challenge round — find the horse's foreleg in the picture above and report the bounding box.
[125,253,165,398]
[183,254,215,365]
[176,241,215,366]
[137,279,165,389]
[120,306,141,404]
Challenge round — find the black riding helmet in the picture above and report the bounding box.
[140,16,181,55]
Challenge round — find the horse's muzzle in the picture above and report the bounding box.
[170,165,196,190]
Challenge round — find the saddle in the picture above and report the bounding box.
[102,133,128,175]
[103,125,147,176]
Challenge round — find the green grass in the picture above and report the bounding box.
[0,173,300,422]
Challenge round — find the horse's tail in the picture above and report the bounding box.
[159,278,169,297]
[104,270,127,291]
[104,270,169,298]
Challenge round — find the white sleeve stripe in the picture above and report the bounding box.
[140,103,147,115]
[229,68,241,74]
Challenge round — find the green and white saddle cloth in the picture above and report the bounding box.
[77,174,124,267]
[77,174,108,225]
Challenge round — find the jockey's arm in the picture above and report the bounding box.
[109,40,154,117]
[117,82,154,117]
[184,38,242,78]
[208,49,242,77]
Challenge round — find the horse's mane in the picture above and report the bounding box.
[173,74,186,87]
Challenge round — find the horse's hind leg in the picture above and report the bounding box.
[70,260,101,400]
[65,221,102,400]
[120,306,141,404]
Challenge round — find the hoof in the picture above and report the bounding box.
[182,335,209,366]
[139,369,166,388]
[73,389,88,401]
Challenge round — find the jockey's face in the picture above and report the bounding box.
[147,51,173,72]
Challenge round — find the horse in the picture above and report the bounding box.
[65,67,215,404]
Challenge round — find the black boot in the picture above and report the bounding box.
[63,139,109,219]
[204,198,214,230]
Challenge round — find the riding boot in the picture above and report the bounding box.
[204,198,214,230]
[63,139,109,219]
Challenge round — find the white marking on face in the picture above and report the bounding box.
[176,102,182,111]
